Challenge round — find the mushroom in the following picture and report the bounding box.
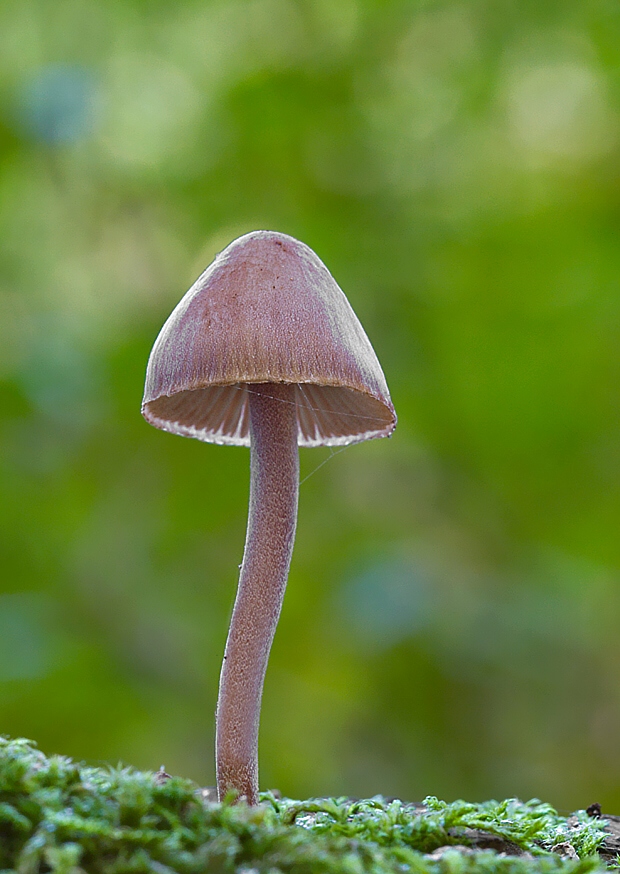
[142,230,396,805]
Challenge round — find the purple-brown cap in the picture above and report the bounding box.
[142,231,396,447]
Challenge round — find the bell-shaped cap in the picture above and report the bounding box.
[142,231,397,447]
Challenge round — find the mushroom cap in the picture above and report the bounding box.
[142,231,397,447]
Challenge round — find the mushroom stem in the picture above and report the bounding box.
[216,382,299,804]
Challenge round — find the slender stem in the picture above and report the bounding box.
[216,382,299,804]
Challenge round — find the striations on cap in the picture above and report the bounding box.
[142,230,397,447]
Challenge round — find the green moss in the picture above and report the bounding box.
[0,738,611,874]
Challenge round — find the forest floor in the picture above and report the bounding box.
[0,736,617,873]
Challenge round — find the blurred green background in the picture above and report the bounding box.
[1,0,619,812]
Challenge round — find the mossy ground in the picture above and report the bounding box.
[0,737,612,874]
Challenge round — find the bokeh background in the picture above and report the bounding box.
[1,0,619,813]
